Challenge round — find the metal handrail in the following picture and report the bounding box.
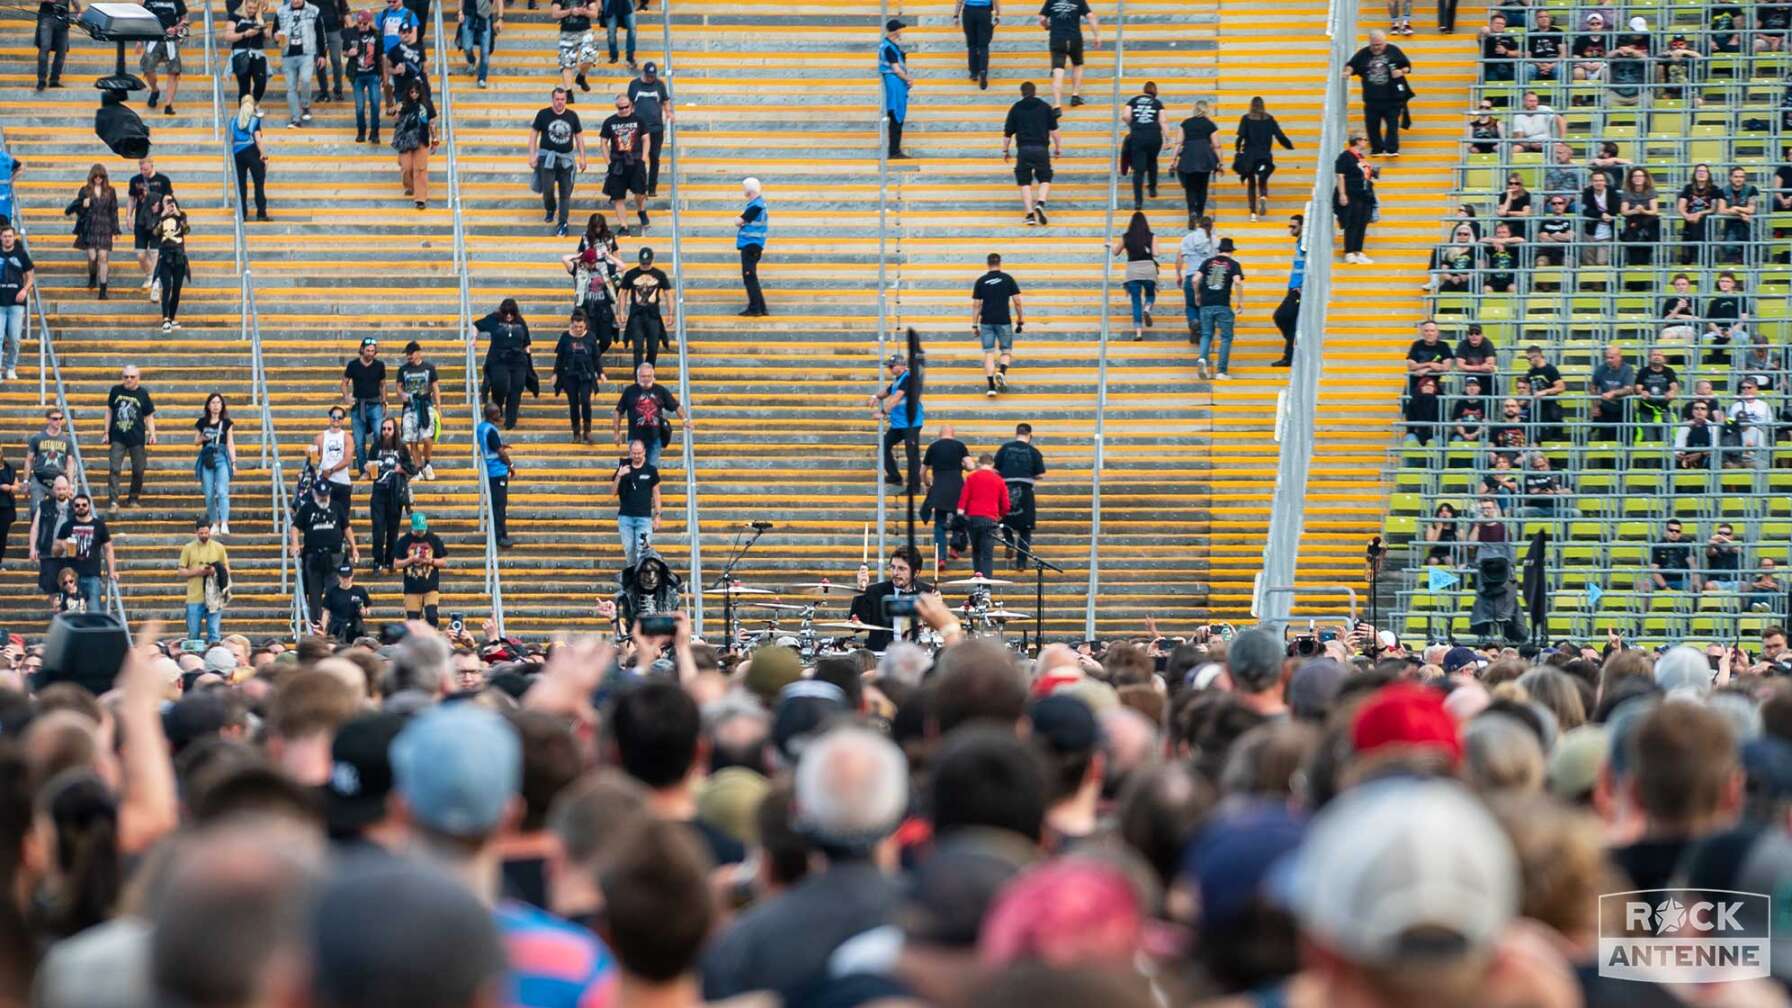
[1253,0,1354,621]
[873,0,889,567]
[657,1,704,633]
[432,0,505,634]
[1082,0,1126,637]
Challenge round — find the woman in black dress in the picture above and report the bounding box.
[478,298,533,429]
[1170,99,1220,218]
[63,163,121,299]
[1233,96,1294,220]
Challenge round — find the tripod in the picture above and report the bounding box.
[711,526,766,652]
[1006,538,1064,656]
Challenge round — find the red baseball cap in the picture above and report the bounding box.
[1350,683,1463,765]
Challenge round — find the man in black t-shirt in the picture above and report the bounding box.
[1633,348,1679,441]
[1454,324,1497,394]
[1036,0,1099,107]
[0,225,35,381]
[291,480,358,625]
[1650,520,1694,591]
[971,252,1024,396]
[626,61,673,196]
[139,0,188,115]
[619,247,672,369]
[128,158,175,286]
[994,423,1047,567]
[1193,238,1245,380]
[104,365,156,513]
[1479,12,1519,82]
[922,425,971,566]
[613,361,686,468]
[1343,30,1412,155]
[341,337,387,470]
[321,563,372,642]
[612,438,660,568]
[394,511,447,625]
[530,88,587,237]
[1405,319,1455,394]
[1003,81,1062,225]
[601,96,649,234]
[554,0,597,97]
[397,340,440,479]
[53,494,114,612]
[1523,344,1566,440]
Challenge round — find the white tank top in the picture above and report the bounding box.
[322,428,351,485]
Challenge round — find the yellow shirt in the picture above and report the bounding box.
[179,539,228,605]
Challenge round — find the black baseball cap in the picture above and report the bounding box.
[772,681,849,764]
[642,60,658,75]
[321,713,408,836]
[638,246,654,264]
[885,17,905,30]
[404,340,422,353]
[1028,694,1098,756]
[336,563,354,577]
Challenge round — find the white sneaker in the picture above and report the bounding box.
[1196,356,1208,379]
[1215,371,1232,380]
[422,464,435,481]
[1343,253,1360,264]
[148,283,161,303]
[1355,253,1376,264]
[140,276,152,289]
[217,522,230,535]
[4,369,15,380]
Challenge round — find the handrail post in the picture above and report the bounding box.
[1083,0,1125,638]
[658,2,704,633]
[1252,0,1355,624]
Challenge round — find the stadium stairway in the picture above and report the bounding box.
[0,24,488,638]
[1287,0,1488,615]
[452,0,1252,638]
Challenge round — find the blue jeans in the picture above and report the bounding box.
[605,7,636,60]
[281,53,314,124]
[0,304,23,373]
[1124,279,1156,326]
[200,456,232,526]
[78,574,102,613]
[350,400,383,469]
[186,602,221,643]
[933,509,952,558]
[618,513,653,567]
[459,15,493,82]
[352,72,380,134]
[1182,275,1200,332]
[641,434,664,468]
[1197,304,1236,370]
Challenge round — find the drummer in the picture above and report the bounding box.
[849,546,931,651]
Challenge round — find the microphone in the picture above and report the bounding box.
[749,521,774,531]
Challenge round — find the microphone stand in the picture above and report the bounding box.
[711,527,766,654]
[1006,538,1064,657]
[1365,536,1385,632]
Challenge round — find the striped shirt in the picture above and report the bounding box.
[494,901,617,1008]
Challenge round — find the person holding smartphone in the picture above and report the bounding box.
[612,437,660,569]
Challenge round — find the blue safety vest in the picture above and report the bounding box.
[228,117,257,154]
[737,195,768,249]
[1288,233,1307,291]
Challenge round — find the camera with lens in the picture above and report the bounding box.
[883,594,918,620]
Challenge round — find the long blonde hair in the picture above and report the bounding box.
[235,94,257,131]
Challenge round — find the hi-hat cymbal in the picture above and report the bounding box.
[945,576,1015,587]
[789,581,854,592]
[704,585,775,596]
[815,621,891,633]
[747,602,808,611]
[981,610,1034,620]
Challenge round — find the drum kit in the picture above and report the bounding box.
[701,575,1034,658]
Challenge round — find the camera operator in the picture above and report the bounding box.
[849,546,932,651]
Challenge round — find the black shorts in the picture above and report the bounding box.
[603,162,647,200]
[133,226,155,251]
[1049,34,1084,68]
[1014,145,1053,185]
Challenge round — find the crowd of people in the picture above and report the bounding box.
[0,610,1786,1007]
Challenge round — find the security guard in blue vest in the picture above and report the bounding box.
[734,177,769,317]
[879,19,912,159]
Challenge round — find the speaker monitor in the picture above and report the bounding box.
[39,612,131,696]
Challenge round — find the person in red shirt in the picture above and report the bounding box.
[956,453,1009,577]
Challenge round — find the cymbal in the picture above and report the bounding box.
[747,602,809,611]
[945,576,1016,587]
[815,621,893,633]
[704,585,775,596]
[980,610,1034,620]
[789,581,854,592]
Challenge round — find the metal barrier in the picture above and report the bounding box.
[1083,0,1127,637]
[874,0,891,566]
[1253,0,1356,622]
[432,0,506,634]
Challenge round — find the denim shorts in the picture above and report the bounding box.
[978,323,1014,351]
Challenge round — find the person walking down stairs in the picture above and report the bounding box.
[151,195,191,331]
[392,77,438,209]
[879,20,913,159]
[734,178,769,317]
[478,298,534,429]
[530,87,587,238]
[64,164,120,301]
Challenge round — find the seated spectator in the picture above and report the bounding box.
[1406,319,1455,392]
[1454,203,1483,240]
[1519,452,1575,518]
[1534,196,1573,265]
[1658,32,1702,99]
[1428,224,1480,293]
[1479,12,1521,82]
[1659,272,1699,341]
[1482,222,1524,292]
[1704,523,1742,591]
[1607,29,1650,106]
[1571,17,1610,83]
[1676,164,1720,266]
[1523,345,1566,440]
[1726,379,1773,467]
[1482,452,1521,504]
[1776,145,1792,210]
[1588,344,1635,440]
[1491,396,1530,448]
[1524,10,1565,82]
[1674,399,1720,469]
[1705,270,1750,360]
[1756,0,1789,52]
[1469,102,1501,154]
[1455,324,1498,385]
[1423,502,1459,565]
[1541,143,1583,207]
[1737,336,1782,392]
[1450,396,1486,445]
[1709,3,1744,51]
[1716,166,1759,264]
[1682,378,1721,419]
[1618,167,1661,266]
[1745,558,1782,610]
[1495,173,1534,231]
[1587,140,1630,190]
[1508,93,1561,153]
[1649,519,1696,591]
[1404,375,1441,445]
[1579,170,1617,266]
[1632,347,1679,441]
[1467,496,1512,558]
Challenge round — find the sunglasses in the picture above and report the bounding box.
[329,414,345,422]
